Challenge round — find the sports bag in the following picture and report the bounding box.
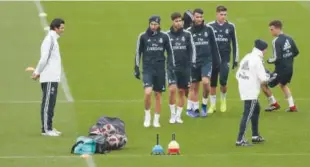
[71,135,109,155]
[71,136,96,155]
[89,116,128,150]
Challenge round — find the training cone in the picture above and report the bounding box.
[151,144,165,155]
[168,133,180,155]
[151,134,165,155]
[167,140,180,155]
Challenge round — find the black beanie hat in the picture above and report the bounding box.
[149,15,161,24]
[254,39,268,51]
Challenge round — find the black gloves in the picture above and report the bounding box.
[267,58,274,64]
[192,63,197,69]
[134,66,140,80]
[232,61,238,69]
[267,72,277,83]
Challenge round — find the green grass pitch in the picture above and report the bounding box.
[0,1,310,167]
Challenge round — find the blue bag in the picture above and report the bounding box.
[71,136,96,155]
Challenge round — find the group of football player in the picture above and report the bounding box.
[134,5,299,128]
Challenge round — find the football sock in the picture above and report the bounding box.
[193,101,199,110]
[169,104,176,115]
[221,92,227,100]
[145,109,150,115]
[176,107,183,117]
[145,110,151,120]
[187,100,193,110]
[154,113,160,121]
[202,98,208,105]
[268,95,277,105]
[210,95,216,106]
[287,96,295,107]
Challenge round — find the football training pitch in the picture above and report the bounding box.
[1,1,310,167]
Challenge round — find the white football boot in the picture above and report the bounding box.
[42,130,60,137]
[175,115,183,124]
[169,113,176,124]
[153,120,161,128]
[52,128,62,135]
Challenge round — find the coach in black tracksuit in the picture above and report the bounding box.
[32,18,65,136]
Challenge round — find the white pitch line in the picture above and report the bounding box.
[0,98,309,104]
[0,99,142,104]
[1,152,310,159]
[34,0,74,102]
[84,155,97,167]
[5,0,310,1]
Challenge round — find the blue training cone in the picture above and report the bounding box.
[151,134,165,155]
[151,144,165,155]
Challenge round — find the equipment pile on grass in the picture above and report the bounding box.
[71,116,128,155]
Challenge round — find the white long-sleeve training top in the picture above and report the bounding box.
[34,30,61,83]
[236,48,269,100]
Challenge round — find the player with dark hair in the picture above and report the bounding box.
[183,10,193,29]
[186,8,221,117]
[167,12,196,124]
[207,5,239,113]
[262,20,299,112]
[49,18,65,30]
[30,18,65,136]
[134,15,175,128]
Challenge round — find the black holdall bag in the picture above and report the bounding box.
[89,116,128,150]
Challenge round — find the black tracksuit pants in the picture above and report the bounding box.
[237,100,260,142]
[40,82,58,133]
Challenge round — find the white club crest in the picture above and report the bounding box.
[225,29,229,34]
[181,36,185,41]
[204,32,208,37]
